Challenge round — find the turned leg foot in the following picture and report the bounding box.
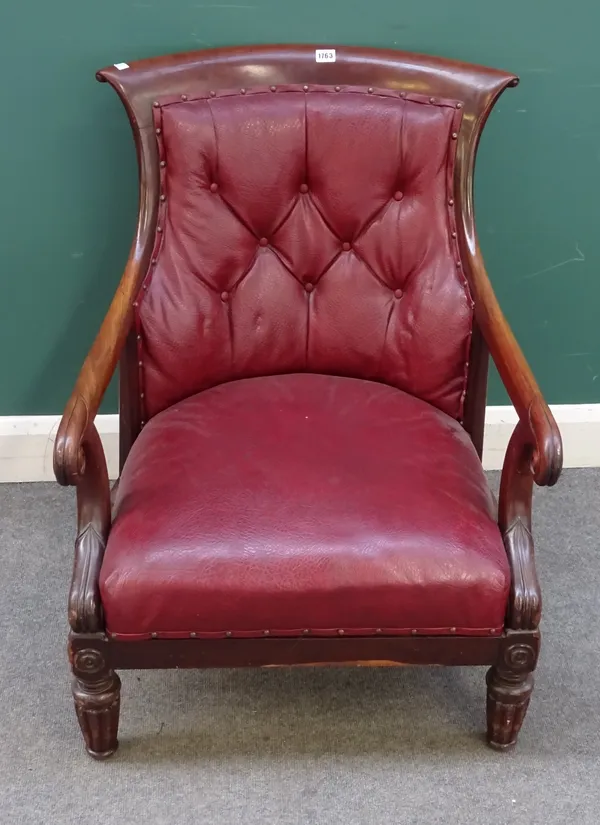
[486,666,533,750]
[72,671,121,759]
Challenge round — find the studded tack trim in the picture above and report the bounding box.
[108,625,503,641]
[136,84,471,424]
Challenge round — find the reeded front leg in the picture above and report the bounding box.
[486,636,538,750]
[71,648,121,759]
[486,667,533,749]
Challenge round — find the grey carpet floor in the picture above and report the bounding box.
[1,470,599,824]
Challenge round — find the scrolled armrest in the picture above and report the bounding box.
[54,395,91,486]
[466,254,563,630]
[526,396,562,487]
[55,123,154,630]
[466,248,563,488]
[53,242,147,487]
[55,245,146,632]
[53,295,129,631]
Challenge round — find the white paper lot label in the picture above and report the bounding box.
[315,49,336,63]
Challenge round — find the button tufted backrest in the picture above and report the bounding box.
[137,85,472,420]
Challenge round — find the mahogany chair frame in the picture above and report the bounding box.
[54,45,562,758]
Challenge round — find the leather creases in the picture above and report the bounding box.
[135,85,472,421]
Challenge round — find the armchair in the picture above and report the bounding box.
[54,45,562,758]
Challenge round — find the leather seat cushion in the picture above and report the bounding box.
[100,374,510,640]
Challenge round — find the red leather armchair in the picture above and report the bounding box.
[54,46,562,758]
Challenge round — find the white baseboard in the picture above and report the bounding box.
[0,415,120,483]
[0,405,599,483]
[482,404,600,471]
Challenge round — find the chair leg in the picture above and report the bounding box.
[72,671,121,759]
[486,666,533,750]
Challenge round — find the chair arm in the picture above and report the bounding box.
[54,246,145,633]
[54,251,143,487]
[468,251,563,488]
[465,250,562,630]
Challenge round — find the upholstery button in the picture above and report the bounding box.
[270,85,276,92]
[448,198,454,206]
[342,242,351,251]
[394,288,403,298]
[240,88,246,94]
[181,94,188,101]
[429,96,435,103]
[155,128,161,135]
[368,87,374,94]
[160,160,166,168]
[220,291,229,302]
[210,182,219,193]
[393,191,403,201]
[451,132,458,139]
[334,85,341,92]
[299,183,309,194]
[209,90,216,97]
[259,237,269,247]
[303,85,309,92]
[304,282,314,293]
[456,102,463,109]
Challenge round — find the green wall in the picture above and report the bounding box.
[2,0,599,415]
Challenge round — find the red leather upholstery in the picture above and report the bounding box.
[137,86,471,421]
[100,374,509,640]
